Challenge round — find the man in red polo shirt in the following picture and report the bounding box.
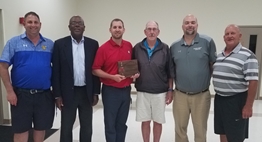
[92,18,139,142]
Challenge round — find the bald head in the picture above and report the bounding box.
[183,14,198,25]
[225,24,241,34]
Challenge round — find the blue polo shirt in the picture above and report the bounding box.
[0,33,54,89]
[143,40,159,59]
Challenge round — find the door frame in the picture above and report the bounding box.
[239,25,262,99]
[0,9,4,124]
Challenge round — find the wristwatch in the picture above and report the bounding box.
[168,88,174,92]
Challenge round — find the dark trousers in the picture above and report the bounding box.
[60,86,93,142]
[102,84,131,142]
[214,92,248,142]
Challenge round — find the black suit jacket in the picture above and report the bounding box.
[52,36,101,106]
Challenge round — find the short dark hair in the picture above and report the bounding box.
[69,16,85,26]
[24,11,40,21]
[110,18,124,28]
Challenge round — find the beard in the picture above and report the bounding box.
[112,33,123,39]
[185,30,195,35]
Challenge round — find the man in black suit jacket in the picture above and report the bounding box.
[52,16,101,142]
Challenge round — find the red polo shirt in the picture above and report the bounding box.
[92,38,133,88]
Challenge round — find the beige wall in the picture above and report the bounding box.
[0,0,262,120]
[78,0,262,48]
[0,0,77,121]
[78,0,262,93]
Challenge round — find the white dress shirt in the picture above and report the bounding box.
[72,36,85,86]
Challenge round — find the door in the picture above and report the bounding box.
[239,26,262,99]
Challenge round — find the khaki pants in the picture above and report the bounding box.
[173,90,211,142]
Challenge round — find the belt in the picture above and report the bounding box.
[175,88,209,95]
[14,87,50,94]
[74,85,86,88]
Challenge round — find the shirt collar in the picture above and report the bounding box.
[21,32,45,41]
[222,43,242,55]
[143,39,159,50]
[180,33,200,46]
[71,36,84,44]
[109,37,123,47]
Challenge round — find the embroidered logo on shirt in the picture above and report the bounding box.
[128,50,130,54]
[42,45,46,50]
[23,44,27,47]
[178,50,181,53]
[194,47,202,50]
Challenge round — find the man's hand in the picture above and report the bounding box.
[166,91,173,105]
[7,91,17,106]
[112,74,126,82]
[131,73,140,79]
[55,97,63,110]
[242,105,253,119]
[92,95,99,106]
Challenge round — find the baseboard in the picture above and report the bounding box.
[3,119,11,124]
[131,91,216,96]
[132,92,262,100]
[131,91,137,94]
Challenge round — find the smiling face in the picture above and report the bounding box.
[224,25,242,49]
[68,16,85,40]
[109,20,125,40]
[23,14,41,37]
[182,15,198,36]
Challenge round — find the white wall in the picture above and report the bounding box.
[78,0,262,48]
[0,0,262,120]
[0,0,78,41]
[0,0,77,121]
[78,0,262,93]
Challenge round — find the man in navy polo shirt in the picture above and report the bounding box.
[0,11,54,142]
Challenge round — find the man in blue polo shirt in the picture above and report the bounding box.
[0,11,54,142]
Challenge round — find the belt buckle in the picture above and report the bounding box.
[30,89,38,94]
[186,92,194,95]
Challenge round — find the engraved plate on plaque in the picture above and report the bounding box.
[117,59,139,77]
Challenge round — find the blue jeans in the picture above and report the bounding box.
[102,84,131,142]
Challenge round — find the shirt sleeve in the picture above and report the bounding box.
[0,39,16,65]
[167,46,175,78]
[209,38,217,63]
[243,52,259,81]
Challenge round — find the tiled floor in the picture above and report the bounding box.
[45,95,262,142]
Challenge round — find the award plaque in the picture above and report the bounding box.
[118,59,139,77]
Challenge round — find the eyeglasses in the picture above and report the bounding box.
[146,28,158,32]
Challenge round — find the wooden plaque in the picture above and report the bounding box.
[118,59,139,77]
